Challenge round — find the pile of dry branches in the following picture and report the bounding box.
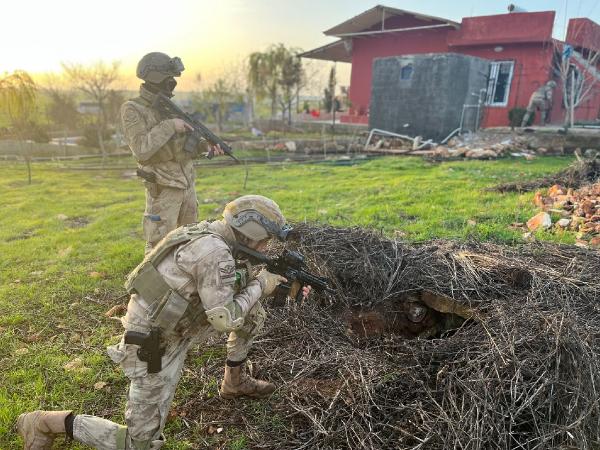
[494,158,600,192]
[187,225,600,449]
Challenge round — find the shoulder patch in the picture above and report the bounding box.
[122,106,140,126]
[218,260,236,286]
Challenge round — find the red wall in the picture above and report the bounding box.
[343,11,600,127]
[455,43,555,127]
[348,14,451,117]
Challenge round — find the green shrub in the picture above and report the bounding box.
[80,125,113,148]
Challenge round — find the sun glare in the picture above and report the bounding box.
[1,0,252,88]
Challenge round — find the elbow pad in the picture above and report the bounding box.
[205,304,244,333]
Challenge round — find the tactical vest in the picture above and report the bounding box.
[129,97,191,166]
[125,222,213,332]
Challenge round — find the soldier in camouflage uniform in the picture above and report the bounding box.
[521,80,557,127]
[121,52,224,253]
[17,195,306,450]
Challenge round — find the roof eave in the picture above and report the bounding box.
[323,4,459,36]
[298,39,353,63]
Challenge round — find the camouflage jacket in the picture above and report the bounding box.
[120,86,199,190]
[531,84,554,104]
[122,220,262,338]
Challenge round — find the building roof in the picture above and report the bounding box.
[567,18,600,51]
[298,39,352,63]
[324,4,460,37]
[447,11,555,47]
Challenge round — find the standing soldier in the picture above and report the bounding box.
[521,80,557,127]
[17,195,310,450]
[121,52,224,253]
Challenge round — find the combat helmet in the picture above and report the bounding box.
[546,80,557,88]
[223,195,291,242]
[136,52,185,83]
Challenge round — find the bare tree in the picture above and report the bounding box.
[191,66,245,131]
[206,78,233,132]
[553,40,600,127]
[295,58,323,112]
[61,61,120,156]
[278,51,304,126]
[0,70,37,182]
[44,74,80,155]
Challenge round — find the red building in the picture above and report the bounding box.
[301,5,600,127]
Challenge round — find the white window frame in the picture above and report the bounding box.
[486,61,515,107]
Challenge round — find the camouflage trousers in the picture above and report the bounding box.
[71,303,266,450]
[522,97,549,126]
[143,183,198,253]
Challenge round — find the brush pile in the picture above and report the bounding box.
[495,157,600,192]
[185,225,600,449]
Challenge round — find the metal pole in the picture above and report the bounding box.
[570,70,575,127]
[331,62,337,132]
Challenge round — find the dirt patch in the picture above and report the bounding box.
[5,229,36,242]
[344,291,470,340]
[65,216,90,228]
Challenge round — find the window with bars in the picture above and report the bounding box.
[486,61,515,106]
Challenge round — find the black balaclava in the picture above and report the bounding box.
[143,76,177,98]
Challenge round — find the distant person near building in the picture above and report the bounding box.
[521,80,557,127]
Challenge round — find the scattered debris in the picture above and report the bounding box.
[63,357,91,373]
[364,131,549,159]
[526,211,552,231]
[526,181,600,247]
[105,304,127,318]
[93,381,107,390]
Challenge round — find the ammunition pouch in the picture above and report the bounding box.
[184,132,201,154]
[125,222,213,332]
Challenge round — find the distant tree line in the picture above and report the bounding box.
[0,43,340,156]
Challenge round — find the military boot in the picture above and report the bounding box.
[219,362,275,399]
[17,410,71,450]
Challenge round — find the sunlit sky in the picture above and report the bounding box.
[3,0,600,91]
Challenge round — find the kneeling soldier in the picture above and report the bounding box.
[18,195,295,450]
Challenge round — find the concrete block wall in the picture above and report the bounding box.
[369,53,490,141]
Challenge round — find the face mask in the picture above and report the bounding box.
[160,77,177,95]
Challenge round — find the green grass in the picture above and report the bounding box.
[0,155,576,448]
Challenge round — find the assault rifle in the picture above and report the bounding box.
[235,244,335,302]
[152,92,240,164]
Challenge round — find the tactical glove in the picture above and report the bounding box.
[256,269,287,297]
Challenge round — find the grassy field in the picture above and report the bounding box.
[0,155,576,449]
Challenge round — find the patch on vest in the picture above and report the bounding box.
[123,107,140,127]
[218,260,236,285]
